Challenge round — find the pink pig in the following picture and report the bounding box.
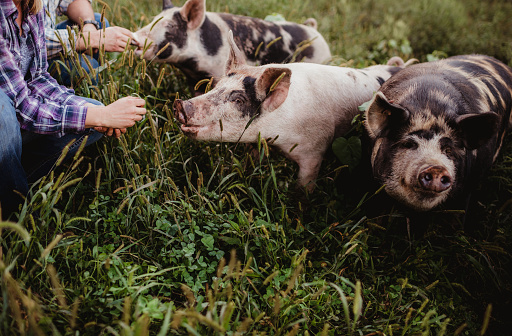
[174,31,414,191]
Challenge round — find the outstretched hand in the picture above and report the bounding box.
[84,96,147,137]
[79,26,137,52]
[101,27,138,52]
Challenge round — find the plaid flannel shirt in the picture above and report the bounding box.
[0,1,88,136]
[43,0,93,59]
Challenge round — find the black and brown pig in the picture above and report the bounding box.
[364,54,512,212]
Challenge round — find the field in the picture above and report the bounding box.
[1,0,512,334]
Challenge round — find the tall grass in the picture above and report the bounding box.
[1,0,512,334]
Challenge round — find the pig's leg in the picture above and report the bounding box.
[294,155,324,192]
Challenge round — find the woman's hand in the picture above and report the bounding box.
[78,27,137,52]
[84,96,146,136]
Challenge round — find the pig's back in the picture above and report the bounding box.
[269,63,397,136]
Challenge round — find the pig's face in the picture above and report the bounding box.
[366,91,500,211]
[173,31,291,142]
[134,0,206,63]
[173,75,260,141]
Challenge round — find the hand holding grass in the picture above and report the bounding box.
[84,96,146,137]
[78,26,137,53]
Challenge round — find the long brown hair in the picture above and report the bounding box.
[28,0,43,14]
[14,0,43,15]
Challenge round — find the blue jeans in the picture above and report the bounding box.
[48,13,109,86]
[0,89,103,219]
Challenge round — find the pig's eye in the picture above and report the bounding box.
[440,138,454,155]
[400,139,418,150]
[228,91,247,106]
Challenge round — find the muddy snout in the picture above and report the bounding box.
[173,99,193,124]
[418,165,452,193]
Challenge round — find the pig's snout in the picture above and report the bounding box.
[173,99,190,124]
[418,166,452,193]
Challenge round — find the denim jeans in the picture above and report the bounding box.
[48,13,110,86]
[0,89,103,219]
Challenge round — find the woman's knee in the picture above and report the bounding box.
[0,90,22,158]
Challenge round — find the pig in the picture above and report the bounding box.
[133,0,331,94]
[364,54,512,212]
[173,31,414,191]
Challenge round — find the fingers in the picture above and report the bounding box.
[104,27,138,51]
[126,97,147,120]
[94,126,107,133]
[111,26,135,36]
[94,127,127,138]
[99,96,147,130]
[127,96,146,107]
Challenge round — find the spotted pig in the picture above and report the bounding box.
[173,31,413,190]
[134,0,331,94]
[364,54,512,212]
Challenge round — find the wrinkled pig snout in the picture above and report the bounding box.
[418,166,452,193]
[173,99,189,124]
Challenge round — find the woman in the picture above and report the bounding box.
[0,0,147,219]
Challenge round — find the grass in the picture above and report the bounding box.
[1,0,512,334]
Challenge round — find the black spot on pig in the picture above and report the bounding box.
[219,14,314,64]
[177,57,212,92]
[200,16,222,56]
[376,77,385,85]
[281,24,314,60]
[235,22,282,62]
[158,12,189,59]
[157,40,173,59]
[261,46,289,65]
[220,14,263,61]
[171,12,188,48]
[240,76,262,117]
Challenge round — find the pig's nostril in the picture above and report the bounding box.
[173,99,190,124]
[418,166,452,193]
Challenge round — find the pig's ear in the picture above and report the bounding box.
[256,67,292,112]
[225,30,246,73]
[162,0,174,10]
[365,91,409,138]
[456,112,501,150]
[180,0,206,30]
